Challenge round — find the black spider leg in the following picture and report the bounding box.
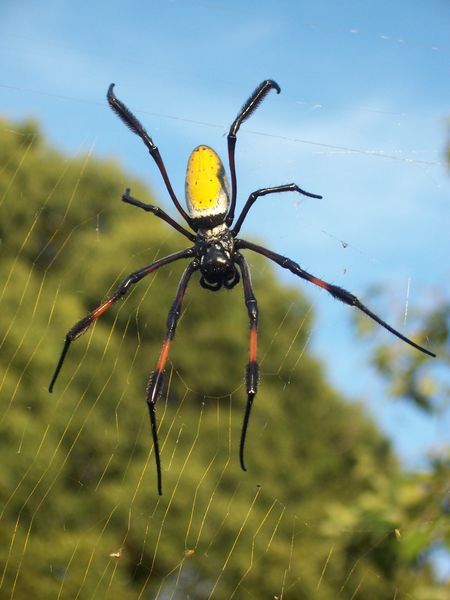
[145,260,199,495]
[237,239,436,358]
[232,184,322,235]
[226,80,281,227]
[122,188,195,241]
[234,253,259,471]
[48,248,195,393]
[107,84,192,225]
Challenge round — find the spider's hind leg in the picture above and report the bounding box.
[145,260,198,495]
[238,239,436,358]
[48,248,195,393]
[235,254,259,472]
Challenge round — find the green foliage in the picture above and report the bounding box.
[354,290,449,412]
[0,117,447,598]
[353,291,450,594]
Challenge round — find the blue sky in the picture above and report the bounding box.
[1,0,449,465]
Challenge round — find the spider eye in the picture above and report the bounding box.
[185,145,230,223]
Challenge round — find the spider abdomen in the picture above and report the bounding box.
[185,145,230,228]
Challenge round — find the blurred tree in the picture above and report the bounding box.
[0,118,447,599]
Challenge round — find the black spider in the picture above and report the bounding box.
[49,80,435,495]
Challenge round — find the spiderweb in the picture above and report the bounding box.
[1,7,449,598]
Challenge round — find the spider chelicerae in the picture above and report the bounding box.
[49,80,435,495]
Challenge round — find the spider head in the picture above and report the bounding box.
[199,242,239,290]
[185,145,230,229]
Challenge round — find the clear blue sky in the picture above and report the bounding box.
[1,0,449,465]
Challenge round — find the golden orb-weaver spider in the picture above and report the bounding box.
[49,80,435,495]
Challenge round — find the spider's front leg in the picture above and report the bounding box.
[232,184,322,235]
[226,80,281,226]
[235,254,259,471]
[48,248,195,393]
[121,188,195,241]
[145,260,199,495]
[107,84,191,225]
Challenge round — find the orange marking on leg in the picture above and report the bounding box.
[156,339,172,371]
[310,276,329,291]
[92,299,114,318]
[249,326,258,361]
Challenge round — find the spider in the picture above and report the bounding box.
[49,80,435,495]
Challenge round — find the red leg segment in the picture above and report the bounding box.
[237,239,435,358]
[145,260,198,495]
[48,248,195,393]
[235,254,260,471]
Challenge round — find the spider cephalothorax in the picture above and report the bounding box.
[49,80,435,495]
[196,225,239,290]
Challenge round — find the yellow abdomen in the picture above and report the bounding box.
[185,145,230,224]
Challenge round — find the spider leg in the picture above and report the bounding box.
[48,248,195,393]
[145,260,198,495]
[235,253,259,471]
[232,184,322,235]
[107,84,191,225]
[237,239,436,358]
[226,80,281,227]
[122,188,195,241]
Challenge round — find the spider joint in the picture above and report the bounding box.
[246,363,259,394]
[245,299,258,321]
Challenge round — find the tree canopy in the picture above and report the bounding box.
[0,118,447,599]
